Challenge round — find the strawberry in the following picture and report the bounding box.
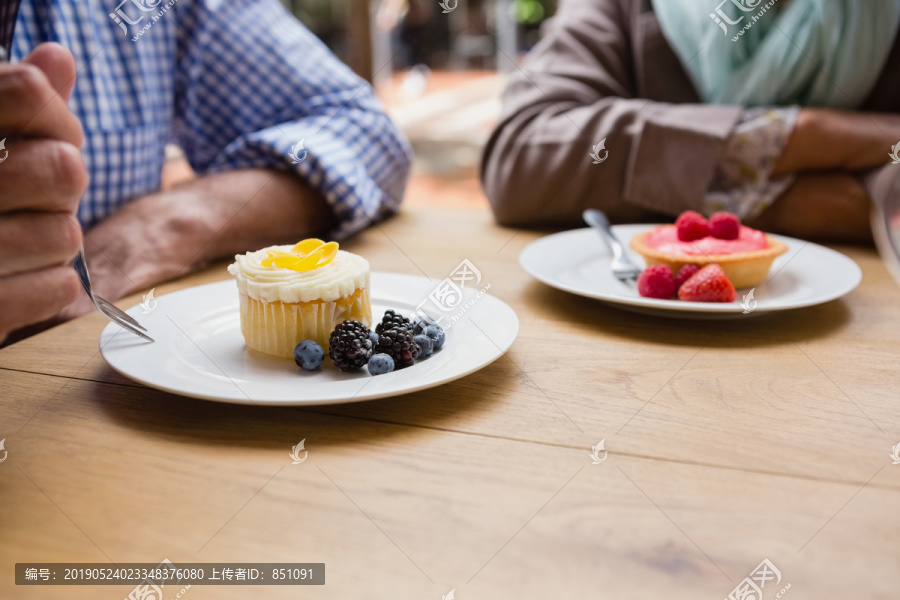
[637,264,676,299]
[677,264,737,303]
[710,212,741,240]
[676,211,711,242]
[674,264,700,290]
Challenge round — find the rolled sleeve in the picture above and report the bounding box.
[172,0,412,239]
[624,103,742,214]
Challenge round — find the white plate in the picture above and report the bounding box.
[519,225,862,319]
[99,273,519,405]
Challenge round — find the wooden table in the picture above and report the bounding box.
[2,204,899,599]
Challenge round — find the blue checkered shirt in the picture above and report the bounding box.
[10,0,411,239]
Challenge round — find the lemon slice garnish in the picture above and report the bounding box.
[261,239,339,271]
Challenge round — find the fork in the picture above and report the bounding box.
[74,247,154,342]
[583,209,643,283]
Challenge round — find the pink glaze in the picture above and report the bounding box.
[643,225,769,255]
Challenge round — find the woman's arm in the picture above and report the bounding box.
[481,0,743,227]
[772,108,900,176]
[746,172,872,243]
[482,0,897,237]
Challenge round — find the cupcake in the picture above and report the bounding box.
[629,211,788,288]
[227,239,372,358]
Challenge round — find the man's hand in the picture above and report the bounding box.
[0,43,87,343]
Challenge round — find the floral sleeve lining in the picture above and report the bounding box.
[703,106,800,220]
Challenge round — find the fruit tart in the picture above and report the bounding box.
[629,211,787,288]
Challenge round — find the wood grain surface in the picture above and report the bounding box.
[2,205,899,599]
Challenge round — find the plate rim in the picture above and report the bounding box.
[99,273,519,406]
[519,225,863,314]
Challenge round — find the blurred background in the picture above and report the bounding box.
[165,0,558,210]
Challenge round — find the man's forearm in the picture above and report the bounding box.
[84,168,336,300]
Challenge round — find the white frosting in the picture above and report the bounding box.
[227,246,370,303]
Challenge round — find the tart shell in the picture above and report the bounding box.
[630,231,788,289]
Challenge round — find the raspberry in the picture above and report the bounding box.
[637,264,676,299]
[710,212,741,240]
[677,264,737,303]
[328,320,374,371]
[674,264,700,291]
[676,211,711,242]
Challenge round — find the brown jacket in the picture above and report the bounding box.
[481,0,900,227]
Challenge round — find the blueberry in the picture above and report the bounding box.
[413,316,435,335]
[368,330,379,346]
[414,334,433,357]
[367,353,395,376]
[294,340,324,371]
[424,324,445,350]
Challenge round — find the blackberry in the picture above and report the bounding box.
[375,326,421,369]
[328,320,374,371]
[375,309,412,334]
